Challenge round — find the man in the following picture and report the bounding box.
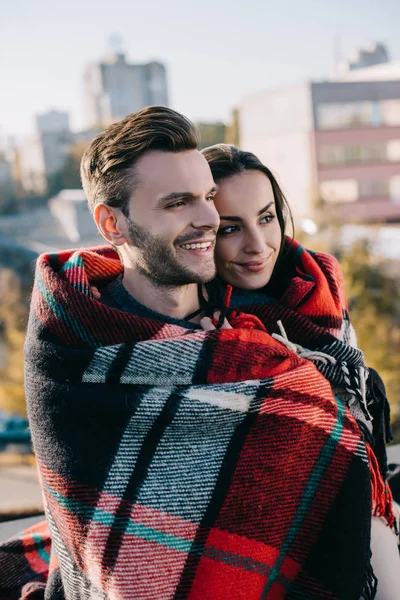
[82,106,219,325]
[0,107,377,600]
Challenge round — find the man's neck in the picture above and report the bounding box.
[122,266,201,322]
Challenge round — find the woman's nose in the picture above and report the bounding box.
[243,229,266,254]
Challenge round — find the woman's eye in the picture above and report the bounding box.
[206,194,216,202]
[218,225,239,235]
[260,214,275,224]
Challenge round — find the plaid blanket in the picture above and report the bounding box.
[0,245,384,599]
[224,239,394,483]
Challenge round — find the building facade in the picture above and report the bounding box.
[239,67,400,224]
[0,155,13,206]
[18,111,74,195]
[36,110,70,135]
[83,52,168,128]
[334,42,389,76]
[312,79,400,223]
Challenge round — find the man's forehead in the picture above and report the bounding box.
[134,149,214,192]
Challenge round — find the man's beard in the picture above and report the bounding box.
[125,217,216,287]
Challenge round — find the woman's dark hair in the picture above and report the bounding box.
[201,144,294,240]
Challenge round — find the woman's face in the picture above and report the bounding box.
[214,170,282,290]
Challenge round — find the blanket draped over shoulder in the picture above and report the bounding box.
[0,243,394,600]
[222,239,394,484]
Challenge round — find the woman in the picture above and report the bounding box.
[200,143,400,599]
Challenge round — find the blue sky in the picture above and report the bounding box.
[1,0,399,139]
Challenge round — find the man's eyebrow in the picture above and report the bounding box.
[158,192,195,203]
[157,186,219,204]
[220,201,275,221]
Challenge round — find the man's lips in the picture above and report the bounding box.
[177,238,215,254]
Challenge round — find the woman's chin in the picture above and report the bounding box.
[231,272,272,291]
[217,263,273,291]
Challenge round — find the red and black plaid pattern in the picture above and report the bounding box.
[0,519,51,599]
[0,245,379,599]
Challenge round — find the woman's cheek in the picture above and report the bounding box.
[220,237,239,265]
[215,240,229,266]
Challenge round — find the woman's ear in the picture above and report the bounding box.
[93,204,127,246]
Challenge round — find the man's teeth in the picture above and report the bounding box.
[180,242,212,250]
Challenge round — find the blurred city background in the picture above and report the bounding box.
[0,0,400,517]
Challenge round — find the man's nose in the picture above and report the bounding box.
[192,198,220,231]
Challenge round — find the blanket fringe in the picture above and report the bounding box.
[366,443,398,535]
[21,581,46,599]
[361,559,378,600]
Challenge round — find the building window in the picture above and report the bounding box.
[318,99,400,130]
[319,146,345,165]
[320,179,358,203]
[387,140,400,162]
[318,102,375,129]
[318,140,400,166]
[390,176,400,204]
[381,100,400,126]
[358,180,390,198]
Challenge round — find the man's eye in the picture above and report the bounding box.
[218,225,239,235]
[206,194,216,201]
[167,201,186,209]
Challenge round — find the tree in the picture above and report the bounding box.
[60,141,88,189]
[0,186,14,215]
[225,108,240,147]
[46,141,88,197]
[338,241,400,437]
[196,122,227,150]
[0,269,30,415]
[0,242,36,415]
[300,231,400,441]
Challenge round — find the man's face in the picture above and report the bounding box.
[121,150,220,286]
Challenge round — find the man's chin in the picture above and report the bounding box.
[188,264,216,284]
[201,269,217,284]
[178,256,216,283]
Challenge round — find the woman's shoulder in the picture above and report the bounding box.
[306,247,342,274]
[305,247,347,308]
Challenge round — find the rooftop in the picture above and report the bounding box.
[0,189,101,253]
[331,60,400,83]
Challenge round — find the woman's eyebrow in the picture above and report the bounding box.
[220,202,275,221]
[257,201,275,215]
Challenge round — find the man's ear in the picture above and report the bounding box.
[93,204,127,246]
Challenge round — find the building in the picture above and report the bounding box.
[83,52,168,128]
[0,154,13,208]
[0,189,100,253]
[0,155,12,190]
[239,63,400,224]
[36,110,70,134]
[18,135,47,194]
[18,111,74,195]
[334,42,389,77]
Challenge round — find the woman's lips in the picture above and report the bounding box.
[235,258,269,272]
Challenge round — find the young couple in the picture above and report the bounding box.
[1,107,399,600]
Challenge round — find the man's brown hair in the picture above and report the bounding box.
[81,106,200,215]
